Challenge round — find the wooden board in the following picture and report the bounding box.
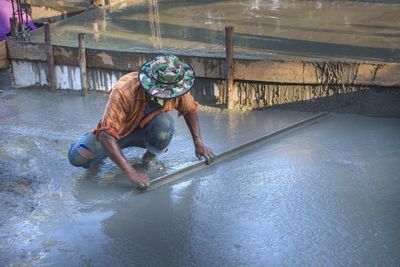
[0,40,9,69]
[5,39,400,87]
[6,39,47,61]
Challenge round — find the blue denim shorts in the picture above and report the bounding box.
[68,112,175,168]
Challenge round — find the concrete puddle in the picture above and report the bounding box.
[0,87,399,265]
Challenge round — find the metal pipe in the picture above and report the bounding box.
[24,0,28,26]
[132,112,329,191]
[11,0,16,21]
[16,0,23,24]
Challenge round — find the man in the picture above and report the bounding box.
[68,55,215,188]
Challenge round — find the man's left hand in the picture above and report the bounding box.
[195,143,216,164]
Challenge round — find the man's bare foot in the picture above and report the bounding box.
[141,150,156,170]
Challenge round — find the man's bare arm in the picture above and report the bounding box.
[183,111,215,164]
[98,131,149,187]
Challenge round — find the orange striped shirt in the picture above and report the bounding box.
[93,72,199,140]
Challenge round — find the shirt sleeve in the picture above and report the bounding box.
[95,88,128,140]
[175,92,199,116]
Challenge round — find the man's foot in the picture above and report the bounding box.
[141,150,156,170]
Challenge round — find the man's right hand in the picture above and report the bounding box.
[98,130,150,188]
[127,169,150,188]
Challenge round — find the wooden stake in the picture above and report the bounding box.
[9,17,18,37]
[44,22,56,90]
[225,26,234,110]
[78,33,88,96]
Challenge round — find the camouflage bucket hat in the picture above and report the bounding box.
[139,54,195,99]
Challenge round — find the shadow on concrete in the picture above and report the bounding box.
[268,87,400,117]
[0,68,11,91]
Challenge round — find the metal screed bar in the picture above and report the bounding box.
[141,112,329,191]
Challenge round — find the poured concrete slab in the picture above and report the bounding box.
[30,0,90,8]
[28,0,89,24]
[28,0,400,62]
[0,82,399,265]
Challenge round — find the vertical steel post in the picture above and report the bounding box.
[24,0,28,24]
[225,26,234,110]
[44,22,56,90]
[78,33,88,96]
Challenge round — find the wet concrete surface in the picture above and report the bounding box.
[1,73,400,265]
[28,0,90,24]
[28,0,400,62]
[30,0,90,8]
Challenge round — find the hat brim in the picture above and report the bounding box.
[139,60,195,99]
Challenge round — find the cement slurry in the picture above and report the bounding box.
[28,0,400,62]
[0,87,400,265]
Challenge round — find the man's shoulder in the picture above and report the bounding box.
[115,72,139,89]
[111,72,143,97]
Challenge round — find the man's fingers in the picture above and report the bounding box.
[206,154,213,164]
[197,150,216,164]
[137,183,146,190]
[208,152,216,163]
[206,154,212,164]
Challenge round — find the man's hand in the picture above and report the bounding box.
[195,142,216,164]
[127,169,150,188]
[98,131,150,188]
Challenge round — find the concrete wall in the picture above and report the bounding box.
[6,39,400,115]
[191,78,400,116]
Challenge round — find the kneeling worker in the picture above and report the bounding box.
[68,55,215,188]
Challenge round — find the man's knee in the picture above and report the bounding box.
[68,143,93,169]
[145,112,175,153]
[150,112,175,132]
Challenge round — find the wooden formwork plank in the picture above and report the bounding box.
[234,59,400,86]
[356,63,400,87]
[86,49,153,71]
[53,46,79,66]
[6,39,47,61]
[234,60,313,84]
[0,40,9,69]
[5,40,400,87]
